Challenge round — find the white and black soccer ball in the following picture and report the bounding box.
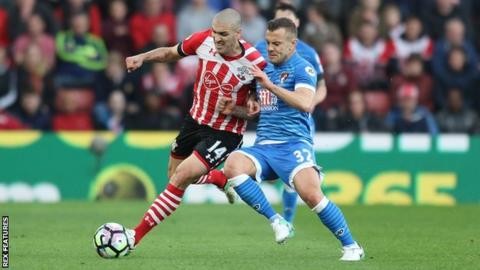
[93,222,131,259]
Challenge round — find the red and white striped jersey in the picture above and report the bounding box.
[392,35,434,60]
[343,38,395,66]
[178,29,267,134]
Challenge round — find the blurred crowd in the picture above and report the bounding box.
[0,0,479,134]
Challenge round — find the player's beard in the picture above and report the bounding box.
[215,42,228,55]
[216,43,224,52]
[268,53,282,64]
[216,38,238,56]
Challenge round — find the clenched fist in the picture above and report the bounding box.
[216,96,235,115]
[125,54,144,73]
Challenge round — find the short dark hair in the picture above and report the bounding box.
[267,17,297,37]
[448,45,467,57]
[239,0,258,6]
[275,2,298,18]
[405,15,421,23]
[406,53,424,64]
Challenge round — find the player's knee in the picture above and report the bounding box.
[300,191,323,208]
[223,153,244,179]
[170,166,195,187]
[223,160,237,179]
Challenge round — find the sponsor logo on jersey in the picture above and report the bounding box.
[258,88,278,111]
[203,71,233,96]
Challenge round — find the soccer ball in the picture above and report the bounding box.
[93,222,131,259]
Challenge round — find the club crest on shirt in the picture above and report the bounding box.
[236,66,250,81]
[280,72,289,84]
[305,66,316,77]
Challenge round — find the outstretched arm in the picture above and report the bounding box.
[125,44,182,73]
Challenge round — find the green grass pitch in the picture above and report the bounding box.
[5,202,480,269]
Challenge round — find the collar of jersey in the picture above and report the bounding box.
[221,41,245,61]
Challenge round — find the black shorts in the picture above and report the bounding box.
[170,115,243,169]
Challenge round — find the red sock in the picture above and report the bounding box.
[134,183,184,245]
[195,169,227,189]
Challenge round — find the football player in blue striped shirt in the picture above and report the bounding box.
[222,18,364,261]
[255,2,326,224]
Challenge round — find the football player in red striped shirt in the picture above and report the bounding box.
[124,8,266,248]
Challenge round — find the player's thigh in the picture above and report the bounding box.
[170,115,203,161]
[269,141,317,187]
[168,116,203,179]
[170,154,211,189]
[223,151,257,179]
[292,167,324,208]
[224,146,276,181]
[167,156,184,179]
[194,129,243,170]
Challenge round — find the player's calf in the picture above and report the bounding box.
[293,168,364,261]
[282,187,298,223]
[131,155,209,246]
[132,183,185,245]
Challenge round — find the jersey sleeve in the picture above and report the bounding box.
[245,43,267,70]
[298,42,323,81]
[294,62,317,93]
[256,56,267,70]
[177,29,211,56]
